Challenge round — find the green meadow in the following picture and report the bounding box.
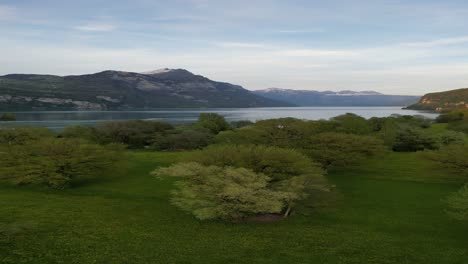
[1,151,467,264]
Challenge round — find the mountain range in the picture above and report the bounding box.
[0,69,289,110]
[253,88,420,107]
[0,68,421,110]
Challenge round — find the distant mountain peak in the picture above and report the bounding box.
[141,68,176,75]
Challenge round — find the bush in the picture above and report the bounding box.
[425,145,468,175]
[230,120,254,129]
[0,127,55,145]
[152,127,213,151]
[303,132,386,169]
[154,145,327,220]
[392,126,439,152]
[446,185,468,221]
[0,138,124,189]
[153,163,285,220]
[95,120,173,148]
[332,113,372,135]
[196,113,230,134]
[0,113,16,121]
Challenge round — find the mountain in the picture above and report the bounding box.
[406,88,468,112]
[0,69,291,110]
[253,88,419,106]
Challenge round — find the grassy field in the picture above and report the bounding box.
[1,151,467,264]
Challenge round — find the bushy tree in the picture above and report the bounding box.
[0,113,16,121]
[230,120,254,129]
[196,113,230,134]
[303,132,386,169]
[332,113,372,135]
[154,145,327,220]
[0,138,124,189]
[152,127,213,150]
[446,184,468,221]
[95,120,173,148]
[153,163,285,220]
[60,125,98,142]
[392,125,439,152]
[0,127,55,145]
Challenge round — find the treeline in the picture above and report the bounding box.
[1,111,467,221]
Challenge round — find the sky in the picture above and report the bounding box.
[1,0,468,95]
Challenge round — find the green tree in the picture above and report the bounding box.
[304,132,386,169]
[0,127,55,145]
[446,184,468,220]
[196,113,230,134]
[0,138,124,189]
[153,163,285,220]
[152,127,213,150]
[186,145,327,217]
[392,125,439,152]
[0,113,16,121]
[332,113,372,135]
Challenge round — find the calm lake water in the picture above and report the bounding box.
[0,107,438,130]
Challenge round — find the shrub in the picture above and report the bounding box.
[446,185,468,221]
[0,138,124,189]
[153,163,285,220]
[392,126,439,152]
[196,113,230,134]
[425,145,468,175]
[0,127,55,145]
[230,120,254,129]
[152,127,213,150]
[154,145,327,220]
[95,120,173,148]
[303,132,386,169]
[0,113,16,121]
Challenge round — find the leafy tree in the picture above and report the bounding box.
[437,130,465,146]
[436,111,465,123]
[0,113,16,121]
[187,145,327,216]
[332,113,372,135]
[0,138,124,189]
[0,127,55,145]
[303,132,386,169]
[446,184,468,221]
[152,127,213,150]
[153,163,285,220]
[230,120,254,129]
[392,125,439,152]
[60,125,98,142]
[95,120,173,148]
[196,113,230,134]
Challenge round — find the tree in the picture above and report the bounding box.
[0,127,55,145]
[196,113,230,134]
[186,145,327,216]
[332,113,372,135]
[230,120,254,129]
[0,113,16,121]
[0,138,124,189]
[446,184,468,221]
[392,125,439,152]
[153,163,285,220]
[152,127,213,150]
[95,120,173,148]
[303,132,386,169]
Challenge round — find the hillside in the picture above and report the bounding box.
[406,88,468,112]
[253,88,419,106]
[0,69,290,110]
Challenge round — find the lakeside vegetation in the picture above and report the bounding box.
[1,111,467,263]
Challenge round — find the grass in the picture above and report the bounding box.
[1,151,467,263]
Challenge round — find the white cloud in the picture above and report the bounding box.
[274,49,360,58]
[216,42,267,48]
[74,23,116,32]
[403,36,468,47]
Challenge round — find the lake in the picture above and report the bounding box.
[0,107,438,130]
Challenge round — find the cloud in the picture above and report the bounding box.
[0,5,17,20]
[74,23,116,32]
[274,49,359,58]
[403,36,468,48]
[275,29,325,34]
[216,42,267,48]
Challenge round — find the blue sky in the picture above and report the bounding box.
[1,0,468,94]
